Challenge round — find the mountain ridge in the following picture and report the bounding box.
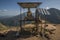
[0,8,60,26]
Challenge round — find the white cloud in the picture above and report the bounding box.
[3,9,8,12]
[0,10,20,16]
[0,10,2,11]
[15,11,20,15]
[0,9,8,14]
[46,7,50,9]
[0,9,8,12]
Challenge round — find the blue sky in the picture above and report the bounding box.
[0,0,60,16]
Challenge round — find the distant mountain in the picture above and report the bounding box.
[47,8,60,23]
[0,8,60,26]
[0,13,28,26]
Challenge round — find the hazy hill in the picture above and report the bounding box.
[0,23,8,31]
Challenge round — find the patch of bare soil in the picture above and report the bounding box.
[55,24,60,40]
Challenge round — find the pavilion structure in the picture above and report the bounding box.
[17,2,42,34]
